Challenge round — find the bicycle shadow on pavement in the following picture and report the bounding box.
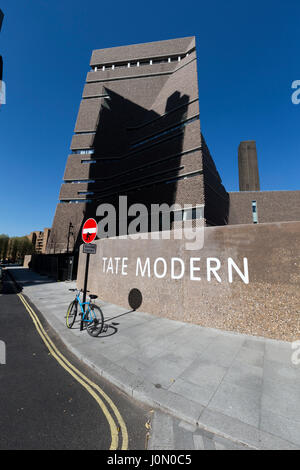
[97,288,143,338]
[70,318,119,338]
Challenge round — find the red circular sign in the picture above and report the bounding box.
[82,218,97,244]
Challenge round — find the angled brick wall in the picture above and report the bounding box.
[48,37,229,253]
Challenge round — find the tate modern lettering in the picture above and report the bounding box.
[102,256,249,284]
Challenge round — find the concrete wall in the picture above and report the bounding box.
[23,255,32,268]
[77,221,300,342]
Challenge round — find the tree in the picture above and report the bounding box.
[0,235,34,263]
[0,234,9,261]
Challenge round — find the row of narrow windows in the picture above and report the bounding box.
[71,149,94,155]
[71,115,199,159]
[60,170,203,204]
[64,147,201,187]
[91,51,193,72]
[131,116,199,149]
[65,179,96,184]
[60,199,93,204]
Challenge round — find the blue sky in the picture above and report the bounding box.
[0,0,299,236]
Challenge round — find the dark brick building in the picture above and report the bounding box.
[47,37,229,253]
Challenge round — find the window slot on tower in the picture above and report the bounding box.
[252,200,258,223]
[81,159,97,164]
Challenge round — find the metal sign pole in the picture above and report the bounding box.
[80,218,97,332]
[80,252,90,331]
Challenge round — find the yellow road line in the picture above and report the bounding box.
[19,293,128,449]
[18,293,128,450]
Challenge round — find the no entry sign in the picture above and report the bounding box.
[82,218,97,244]
[80,219,97,332]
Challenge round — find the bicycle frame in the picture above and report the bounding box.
[75,291,95,323]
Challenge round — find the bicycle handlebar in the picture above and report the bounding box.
[69,288,90,293]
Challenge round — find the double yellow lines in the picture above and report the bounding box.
[17,293,128,450]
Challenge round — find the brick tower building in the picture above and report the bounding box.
[47,37,229,253]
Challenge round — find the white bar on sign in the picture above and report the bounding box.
[83,228,97,234]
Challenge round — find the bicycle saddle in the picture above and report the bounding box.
[89,294,98,299]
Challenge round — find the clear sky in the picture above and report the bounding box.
[0,0,299,236]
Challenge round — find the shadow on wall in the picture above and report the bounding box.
[74,88,190,250]
[201,134,229,226]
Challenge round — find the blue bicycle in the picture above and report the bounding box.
[66,288,104,337]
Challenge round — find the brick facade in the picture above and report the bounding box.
[47,37,228,253]
[228,191,300,225]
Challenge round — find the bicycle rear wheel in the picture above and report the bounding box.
[86,304,104,337]
[66,300,78,329]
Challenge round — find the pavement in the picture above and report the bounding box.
[7,267,300,450]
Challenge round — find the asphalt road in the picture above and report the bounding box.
[0,272,149,450]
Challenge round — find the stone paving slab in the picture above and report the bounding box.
[7,267,300,450]
[148,411,252,450]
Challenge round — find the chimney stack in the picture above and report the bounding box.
[238,140,260,191]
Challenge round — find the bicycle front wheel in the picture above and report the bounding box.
[86,304,104,337]
[66,300,78,329]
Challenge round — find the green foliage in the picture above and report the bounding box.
[0,234,9,260]
[0,234,34,262]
